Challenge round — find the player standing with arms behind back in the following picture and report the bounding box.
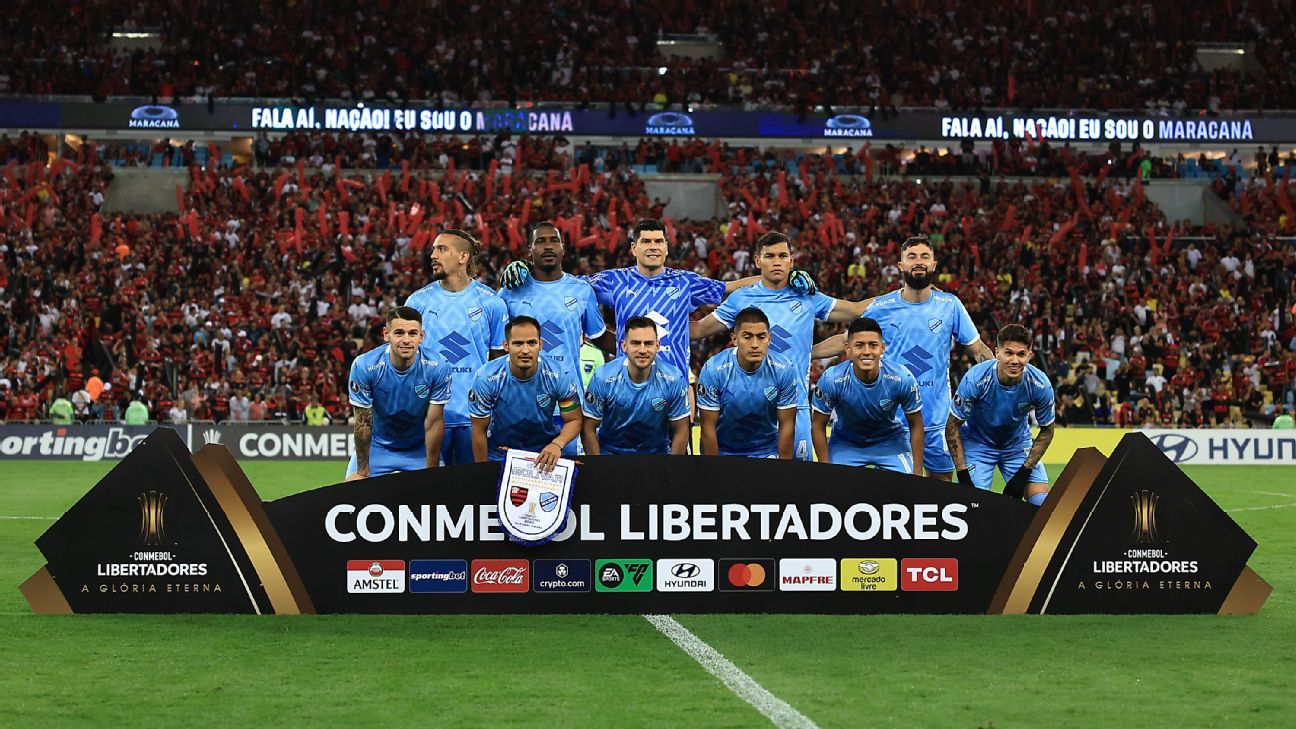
[404,229,508,466]
[814,236,992,479]
[345,306,452,480]
[946,324,1056,504]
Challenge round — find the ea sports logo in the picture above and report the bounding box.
[368,562,385,577]
[1149,433,1198,463]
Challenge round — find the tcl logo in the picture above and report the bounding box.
[900,558,958,591]
[470,559,529,593]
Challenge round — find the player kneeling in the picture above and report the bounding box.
[810,317,923,473]
[582,317,691,455]
[697,307,799,459]
[946,324,1056,505]
[345,306,452,480]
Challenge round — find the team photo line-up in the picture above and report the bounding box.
[346,219,1055,505]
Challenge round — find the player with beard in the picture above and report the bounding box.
[404,229,509,466]
[813,237,993,480]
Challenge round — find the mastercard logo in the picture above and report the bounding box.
[726,562,766,587]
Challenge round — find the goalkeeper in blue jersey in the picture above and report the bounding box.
[582,316,691,455]
[345,306,452,480]
[946,324,1056,505]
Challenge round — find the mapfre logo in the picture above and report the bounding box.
[470,559,529,593]
[777,558,836,591]
[900,558,958,591]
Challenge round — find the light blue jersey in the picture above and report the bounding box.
[346,344,453,476]
[696,349,800,457]
[812,359,922,447]
[403,280,508,427]
[583,357,691,455]
[468,354,581,461]
[951,360,1055,447]
[586,266,725,376]
[864,289,979,430]
[713,282,836,460]
[951,360,1055,490]
[498,273,606,388]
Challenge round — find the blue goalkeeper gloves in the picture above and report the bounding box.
[500,260,531,289]
[788,269,817,295]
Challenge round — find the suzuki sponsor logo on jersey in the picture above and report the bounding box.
[900,345,935,377]
[470,559,529,593]
[347,560,405,593]
[439,331,473,364]
[900,558,958,591]
[408,559,468,593]
[777,558,837,591]
[656,559,715,592]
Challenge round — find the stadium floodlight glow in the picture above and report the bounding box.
[111,31,160,39]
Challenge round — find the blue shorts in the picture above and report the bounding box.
[964,440,1049,491]
[920,427,955,474]
[441,425,474,466]
[345,444,427,478]
[828,437,913,473]
[719,449,779,459]
[793,407,812,462]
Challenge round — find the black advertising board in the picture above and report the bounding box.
[20,429,1270,615]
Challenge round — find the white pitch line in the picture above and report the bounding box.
[1226,502,1296,513]
[0,515,58,520]
[643,614,818,729]
[1246,491,1295,499]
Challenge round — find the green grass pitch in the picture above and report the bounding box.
[2,461,1293,727]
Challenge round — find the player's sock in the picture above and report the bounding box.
[1027,492,1047,507]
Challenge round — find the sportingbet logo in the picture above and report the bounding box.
[657,559,715,592]
[470,559,529,593]
[595,558,653,592]
[408,559,468,593]
[840,558,898,592]
[0,426,149,461]
[901,558,958,591]
[777,558,836,591]
[347,560,405,593]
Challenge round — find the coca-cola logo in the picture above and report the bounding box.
[474,566,526,584]
[470,559,530,593]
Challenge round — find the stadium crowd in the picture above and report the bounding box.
[3,1,1296,112]
[3,125,1295,429]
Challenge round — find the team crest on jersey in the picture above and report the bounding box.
[563,296,578,310]
[927,317,942,332]
[763,386,778,401]
[788,300,803,313]
[537,393,553,409]
[651,397,667,411]
[1017,401,1032,413]
[467,306,483,322]
[415,384,430,399]
[880,398,894,410]
[664,285,682,299]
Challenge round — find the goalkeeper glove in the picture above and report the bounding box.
[500,260,531,289]
[788,269,818,295]
[956,468,974,487]
[1004,467,1031,500]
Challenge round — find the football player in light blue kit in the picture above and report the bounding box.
[345,306,452,480]
[469,316,583,471]
[691,232,871,461]
[810,317,924,473]
[946,324,1056,505]
[404,229,508,466]
[497,222,615,456]
[582,316,691,455]
[814,237,993,480]
[697,307,800,459]
[500,219,818,381]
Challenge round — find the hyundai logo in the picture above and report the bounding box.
[671,563,701,578]
[1149,433,1198,463]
